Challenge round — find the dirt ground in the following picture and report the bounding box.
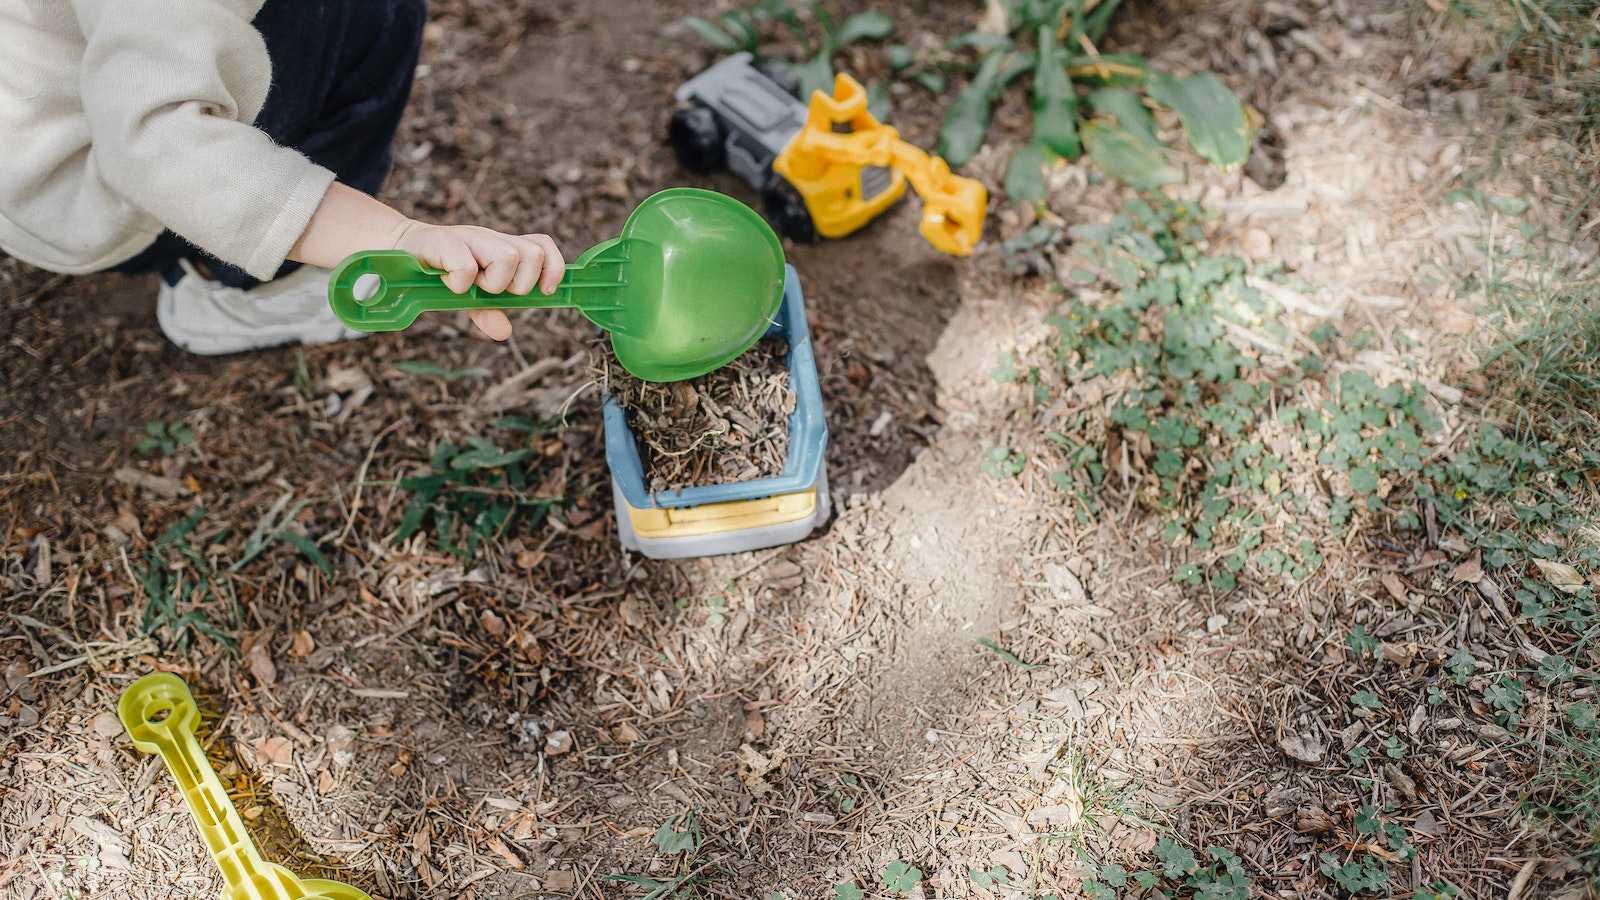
[2,1,1595,899]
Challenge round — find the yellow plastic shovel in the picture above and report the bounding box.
[119,672,369,900]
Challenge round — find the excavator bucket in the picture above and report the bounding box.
[907,154,988,257]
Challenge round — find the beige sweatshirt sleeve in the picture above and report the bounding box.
[71,0,336,280]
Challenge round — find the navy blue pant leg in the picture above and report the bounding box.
[112,0,426,288]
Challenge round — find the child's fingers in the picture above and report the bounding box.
[467,309,513,342]
[464,231,521,294]
[524,234,565,295]
[429,236,479,294]
[506,236,546,297]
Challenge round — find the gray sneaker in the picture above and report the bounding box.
[156,260,365,355]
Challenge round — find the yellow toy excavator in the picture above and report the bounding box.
[669,54,988,256]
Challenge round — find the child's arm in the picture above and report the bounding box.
[289,183,563,341]
[71,0,551,340]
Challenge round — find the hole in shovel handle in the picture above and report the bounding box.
[352,274,383,305]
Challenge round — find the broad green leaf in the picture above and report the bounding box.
[1031,25,1080,158]
[835,10,893,46]
[1568,702,1597,731]
[1083,0,1125,42]
[1081,119,1181,189]
[938,51,1006,167]
[948,31,1012,51]
[887,43,913,70]
[912,71,947,94]
[651,812,700,854]
[793,49,835,102]
[678,16,740,51]
[997,50,1038,89]
[1004,141,1052,201]
[1081,880,1116,900]
[938,50,1030,167]
[1155,837,1199,878]
[881,860,922,893]
[833,882,865,900]
[449,447,531,470]
[1147,70,1250,168]
[1088,88,1158,145]
[867,81,892,120]
[1349,465,1379,493]
[392,360,489,381]
[718,10,759,51]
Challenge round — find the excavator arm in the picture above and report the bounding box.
[888,139,988,257]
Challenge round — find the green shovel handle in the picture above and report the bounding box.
[327,241,628,333]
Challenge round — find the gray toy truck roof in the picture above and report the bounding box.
[675,52,807,165]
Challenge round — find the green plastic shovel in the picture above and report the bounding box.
[327,188,786,382]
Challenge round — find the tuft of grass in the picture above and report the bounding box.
[1425,0,1600,227]
[1468,240,1600,877]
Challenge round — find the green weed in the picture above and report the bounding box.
[392,420,562,561]
[134,419,195,457]
[676,2,895,104]
[136,508,235,652]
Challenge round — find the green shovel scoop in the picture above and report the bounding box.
[326,188,787,382]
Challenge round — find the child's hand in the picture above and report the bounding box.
[393,222,565,341]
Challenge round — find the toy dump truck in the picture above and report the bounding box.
[670,53,988,256]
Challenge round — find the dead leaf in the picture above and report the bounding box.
[246,642,276,685]
[543,871,575,891]
[253,736,293,766]
[1380,642,1418,664]
[1117,826,1158,854]
[318,768,336,794]
[70,817,130,870]
[993,850,1027,877]
[738,743,787,797]
[326,724,356,758]
[322,367,372,394]
[486,837,523,870]
[1296,805,1336,834]
[1381,573,1409,604]
[544,730,573,756]
[89,712,123,739]
[1439,309,1476,335]
[1450,553,1483,584]
[1027,804,1080,828]
[618,599,645,629]
[1279,733,1326,764]
[614,722,641,743]
[112,467,186,498]
[1385,763,1417,801]
[479,610,507,638]
[1534,559,1585,594]
[287,629,315,658]
[742,709,765,741]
